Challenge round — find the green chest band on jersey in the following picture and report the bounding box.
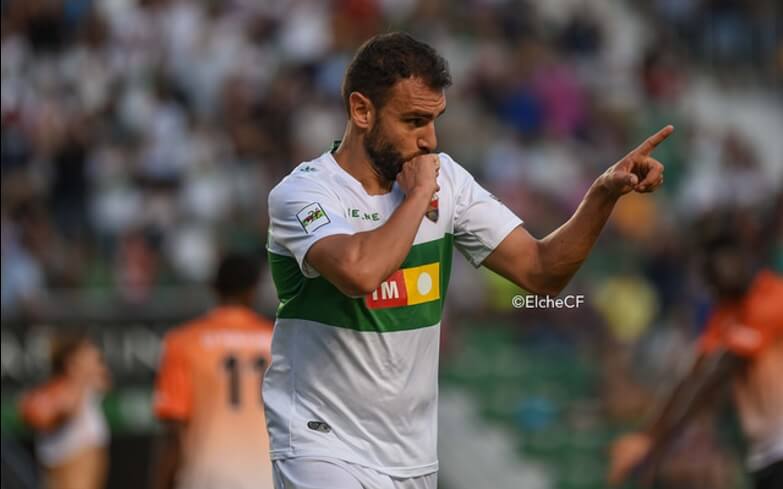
[268,234,454,332]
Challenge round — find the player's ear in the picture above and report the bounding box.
[349,92,373,130]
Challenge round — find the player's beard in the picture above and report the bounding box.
[364,123,406,183]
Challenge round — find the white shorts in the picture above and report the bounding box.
[272,457,438,489]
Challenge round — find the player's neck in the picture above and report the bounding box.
[332,132,393,195]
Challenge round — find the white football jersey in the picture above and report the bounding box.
[264,147,522,477]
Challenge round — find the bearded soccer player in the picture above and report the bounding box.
[264,32,671,488]
[152,253,274,489]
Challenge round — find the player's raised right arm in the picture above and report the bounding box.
[306,155,438,297]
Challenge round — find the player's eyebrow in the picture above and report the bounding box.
[401,107,447,119]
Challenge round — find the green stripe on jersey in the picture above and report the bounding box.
[268,235,454,332]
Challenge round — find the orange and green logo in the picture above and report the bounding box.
[365,262,440,309]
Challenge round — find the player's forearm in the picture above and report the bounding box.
[535,181,618,293]
[346,190,433,294]
[644,354,739,454]
[644,373,704,448]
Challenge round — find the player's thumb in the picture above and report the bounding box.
[618,171,638,187]
[608,171,638,192]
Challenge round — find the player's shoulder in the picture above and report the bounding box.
[747,269,783,331]
[753,269,783,293]
[22,378,64,402]
[249,315,275,333]
[269,152,341,205]
[437,152,475,187]
[437,152,472,176]
[743,269,783,315]
[229,309,275,336]
[197,307,272,334]
[162,316,210,348]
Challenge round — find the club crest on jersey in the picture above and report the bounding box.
[297,202,330,233]
[365,262,440,309]
[425,194,439,222]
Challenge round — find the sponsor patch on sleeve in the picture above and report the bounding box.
[296,202,330,234]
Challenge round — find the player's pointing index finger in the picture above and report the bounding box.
[636,125,674,156]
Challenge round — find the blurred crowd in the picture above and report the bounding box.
[2,0,781,318]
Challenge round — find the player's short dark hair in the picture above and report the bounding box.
[342,32,452,115]
[212,252,261,299]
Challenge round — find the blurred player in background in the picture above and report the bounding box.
[609,215,783,489]
[151,252,274,489]
[19,333,110,489]
[264,32,671,489]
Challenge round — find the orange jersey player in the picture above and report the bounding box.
[151,253,274,489]
[609,224,783,489]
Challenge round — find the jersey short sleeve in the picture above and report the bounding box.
[154,333,192,421]
[268,174,355,278]
[446,154,523,267]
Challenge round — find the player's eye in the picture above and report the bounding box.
[406,118,428,128]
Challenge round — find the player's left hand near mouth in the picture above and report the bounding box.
[598,125,673,198]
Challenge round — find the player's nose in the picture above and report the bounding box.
[417,123,437,154]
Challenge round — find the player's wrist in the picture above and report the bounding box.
[592,174,623,201]
[406,186,436,206]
